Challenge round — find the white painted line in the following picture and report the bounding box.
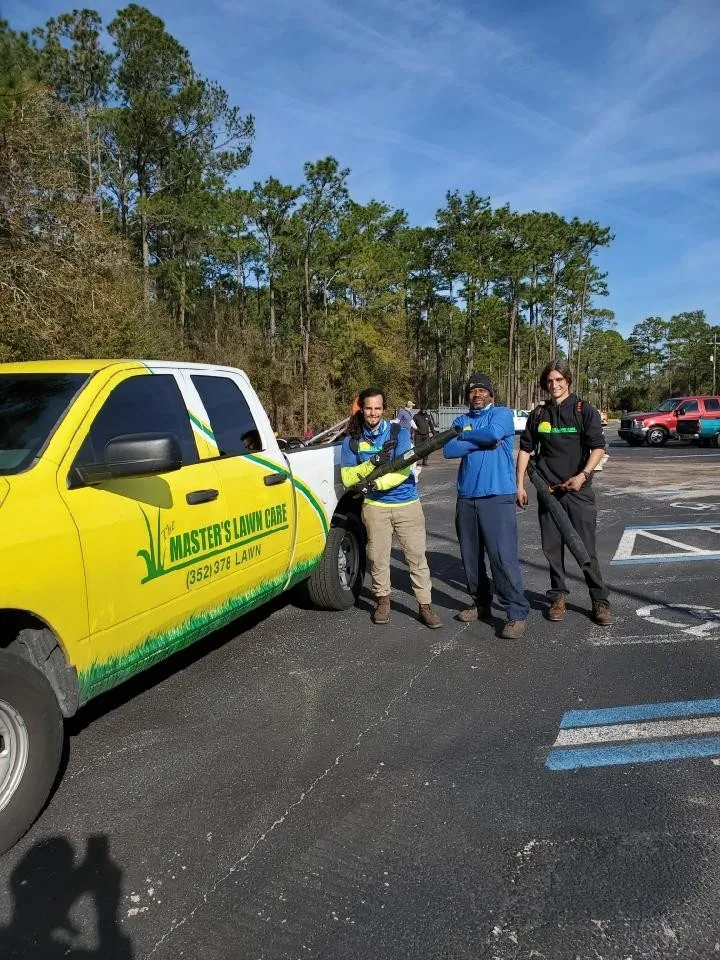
[589,633,704,646]
[612,524,720,563]
[555,716,720,747]
[633,531,709,553]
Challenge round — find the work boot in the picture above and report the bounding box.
[592,601,613,626]
[454,600,490,623]
[501,619,526,640]
[548,596,566,622]
[419,604,442,629]
[372,596,391,625]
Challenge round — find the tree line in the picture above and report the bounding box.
[1,8,716,431]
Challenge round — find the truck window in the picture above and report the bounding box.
[74,375,198,467]
[0,374,89,474]
[676,400,699,415]
[704,399,720,412]
[191,375,262,456]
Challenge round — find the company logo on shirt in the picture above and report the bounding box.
[538,421,578,434]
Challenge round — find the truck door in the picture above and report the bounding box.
[179,370,296,593]
[59,370,236,694]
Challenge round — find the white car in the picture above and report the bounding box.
[511,409,530,433]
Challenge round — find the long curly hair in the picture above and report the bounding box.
[348,387,386,438]
[539,359,573,392]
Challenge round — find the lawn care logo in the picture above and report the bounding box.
[137,503,289,583]
[538,421,577,434]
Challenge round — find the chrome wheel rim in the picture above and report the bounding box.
[0,699,29,813]
[337,532,360,590]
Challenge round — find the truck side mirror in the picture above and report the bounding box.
[105,433,183,479]
[70,433,183,487]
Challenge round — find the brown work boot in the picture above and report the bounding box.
[372,596,391,624]
[419,604,442,629]
[501,619,526,640]
[454,600,490,623]
[548,596,566,622]
[592,601,614,626]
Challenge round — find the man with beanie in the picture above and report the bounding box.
[443,373,530,639]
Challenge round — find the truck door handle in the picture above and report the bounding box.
[264,472,288,486]
[186,488,219,505]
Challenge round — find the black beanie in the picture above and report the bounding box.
[466,372,494,398]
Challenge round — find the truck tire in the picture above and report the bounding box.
[307,514,365,611]
[0,652,64,854]
[714,433,720,449]
[646,426,668,446]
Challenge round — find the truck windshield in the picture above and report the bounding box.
[0,374,90,474]
[654,399,681,412]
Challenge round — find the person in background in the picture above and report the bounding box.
[413,406,437,465]
[516,359,612,626]
[340,387,442,629]
[443,373,530,639]
[395,403,417,435]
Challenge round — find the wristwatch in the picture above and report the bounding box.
[581,470,592,481]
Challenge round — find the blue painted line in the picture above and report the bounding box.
[546,736,720,770]
[623,521,720,531]
[611,553,720,565]
[560,698,720,729]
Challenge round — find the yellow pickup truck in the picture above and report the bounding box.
[0,360,365,852]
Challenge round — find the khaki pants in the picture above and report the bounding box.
[361,499,433,605]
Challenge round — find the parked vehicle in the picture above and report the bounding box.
[676,415,720,447]
[618,396,720,446]
[510,409,530,433]
[0,360,366,853]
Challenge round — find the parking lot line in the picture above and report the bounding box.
[560,697,720,728]
[588,633,702,646]
[556,717,720,746]
[547,737,720,770]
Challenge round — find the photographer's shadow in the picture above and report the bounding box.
[0,835,133,959]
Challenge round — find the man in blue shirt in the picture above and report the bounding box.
[443,373,529,639]
[341,388,441,629]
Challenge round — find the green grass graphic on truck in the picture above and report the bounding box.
[137,507,166,581]
[78,557,322,702]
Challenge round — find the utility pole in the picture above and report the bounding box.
[713,331,718,396]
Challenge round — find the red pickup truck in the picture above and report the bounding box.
[619,396,720,446]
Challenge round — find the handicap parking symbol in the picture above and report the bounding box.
[636,603,720,637]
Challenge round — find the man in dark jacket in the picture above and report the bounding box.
[516,359,612,626]
[413,407,437,465]
[443,373,529,639]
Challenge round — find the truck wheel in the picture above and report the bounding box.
[0,652,64,854]
[646,427,668,446]
[626,437,644,446]
[307,514,366,611]
[714,434,720,449]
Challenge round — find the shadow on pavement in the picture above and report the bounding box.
[0,835,132,959]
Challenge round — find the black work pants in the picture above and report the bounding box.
[415,433,429,464]
[538,485,609,603]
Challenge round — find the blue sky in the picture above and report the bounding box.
[11,0,720,335]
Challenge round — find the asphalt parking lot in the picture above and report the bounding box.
[2,426,720,959]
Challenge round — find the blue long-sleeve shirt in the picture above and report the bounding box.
[340,419,418,506]
[443,405,517,498]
